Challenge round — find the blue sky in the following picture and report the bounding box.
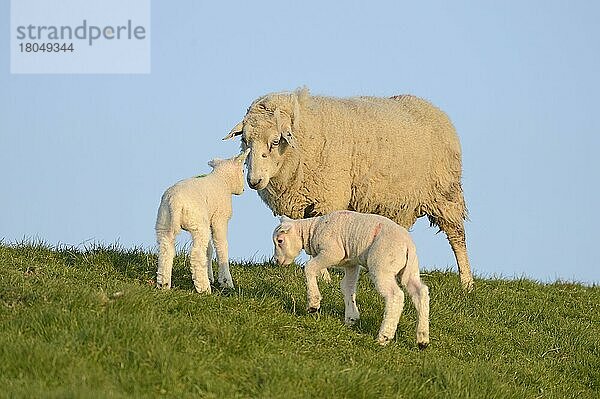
[1,1,599,284]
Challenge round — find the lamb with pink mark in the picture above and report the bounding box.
[272,210,430,347]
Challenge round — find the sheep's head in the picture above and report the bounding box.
[208,149,250,195]
[223,90,305,190]
[272,216,303,265]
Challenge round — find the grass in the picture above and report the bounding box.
[0,242,598,398]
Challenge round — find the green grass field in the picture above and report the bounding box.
[0,242,598,398]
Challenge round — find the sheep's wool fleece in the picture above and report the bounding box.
[251,90,466,228]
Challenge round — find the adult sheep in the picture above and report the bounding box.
[224,88,474,290]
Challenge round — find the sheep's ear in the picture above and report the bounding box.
[274,109,297,149]
[223,121,243,140]
[235,148,250,163]
[281,130,297,149]
[208,158,223,168]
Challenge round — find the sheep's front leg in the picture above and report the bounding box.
[341,264,361,325]
[211,220,234,289]
[304,252,339,312]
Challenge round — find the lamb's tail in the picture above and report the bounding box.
[402,243,430,349]
[155,193,181,233]
[155,193,181,288]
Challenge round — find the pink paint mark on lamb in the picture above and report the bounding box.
[372,223,383,242]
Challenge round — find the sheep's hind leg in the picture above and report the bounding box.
[189,229,212,294]
[341,265,361,325]
[439,219,473,291]
[371,269,404,346]
[156,230,176,289]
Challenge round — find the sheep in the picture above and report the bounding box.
[224,88,474,290]
[155,149,249,294]
[272,210,430,347]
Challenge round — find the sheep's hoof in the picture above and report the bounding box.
[376,335,392,346]
[418,342,429,350]
[156,283,170,290]
[307,306,320,313]
[345,317,359,326]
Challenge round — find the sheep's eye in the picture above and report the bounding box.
[270,139,280,151]
[277,238,284,245]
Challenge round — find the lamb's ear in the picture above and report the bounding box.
[235,148,250,163]
[208,158,223,168]
[274,109,297,149]
[276,224,291,234]
[223,120,243,140]
[279,215,293,223]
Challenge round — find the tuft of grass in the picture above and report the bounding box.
[0,242,598,398]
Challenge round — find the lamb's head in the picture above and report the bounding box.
[223,91,304,190]
[272,216,303,265]
[208,149,250,195]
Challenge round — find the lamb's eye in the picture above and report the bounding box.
[272,139,280,147]
[277,238,284,245]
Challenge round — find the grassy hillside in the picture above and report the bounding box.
[0,242,598,398]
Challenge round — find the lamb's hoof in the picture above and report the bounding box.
[219,281,235,290]
[194,285,212,295]
[418,342,429,350]
[156,283,170,290]
[307,306,320,313]
[462,279,474,292]
[319,270,332,283]
[345,317,359,326]
[377,335,392,346]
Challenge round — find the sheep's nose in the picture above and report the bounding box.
[248,177,263,189]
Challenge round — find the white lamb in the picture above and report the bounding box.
[155,149,249,294]
[272,210,430,347]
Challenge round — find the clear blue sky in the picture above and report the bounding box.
[2,1,599,284]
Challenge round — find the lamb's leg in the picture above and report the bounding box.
[371,269,405,345]
[304,253,338,312]
[206,241,214,284]
[306,255,332,282]
[399,247,430,348]
[156,230,176,289]
[189,229,212,294]
[405,277,430,349]
[320,269,332,283]
[341,265,360,325]
[211,221,234,289]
